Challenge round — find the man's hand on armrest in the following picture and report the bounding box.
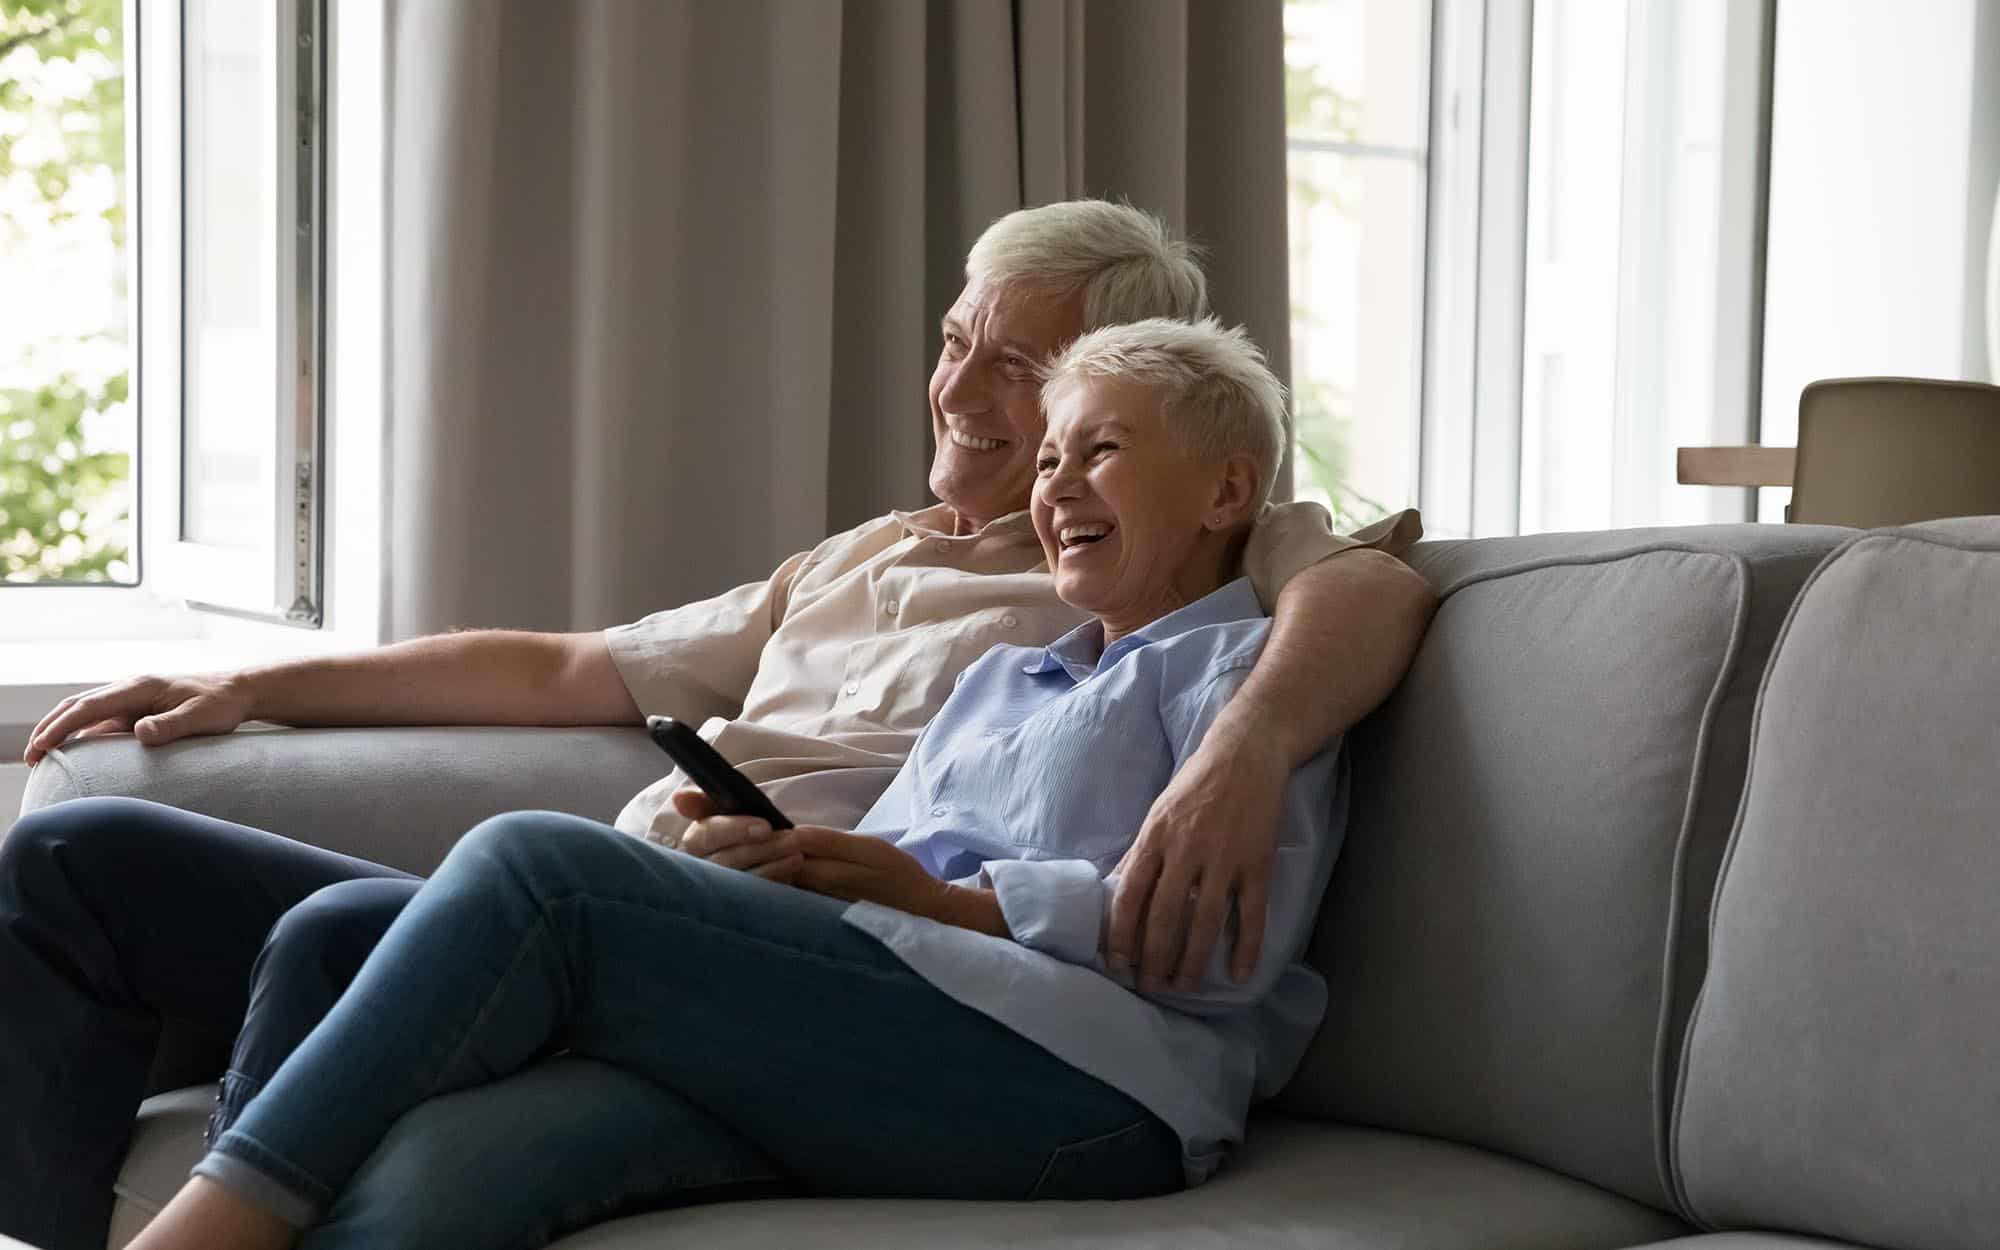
[23,671,252,765]
[1108,547,1438,992]
[23,630,643,765]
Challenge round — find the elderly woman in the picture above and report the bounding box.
[128,318,1348,1250]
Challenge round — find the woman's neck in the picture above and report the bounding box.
[1097,528,1245,647]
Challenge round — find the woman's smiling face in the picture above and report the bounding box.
[1032,375,1254,642]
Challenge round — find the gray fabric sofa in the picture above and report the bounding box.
[19,518,2000,1250]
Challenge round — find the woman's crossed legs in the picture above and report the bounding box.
[301,1054,790,1250]
[188,810,1179,1248]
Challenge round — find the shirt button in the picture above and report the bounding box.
[884,599,899,615]
[1001,614,1018,628]
[844,681,860,695]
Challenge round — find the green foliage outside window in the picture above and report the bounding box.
[1,0,132,583]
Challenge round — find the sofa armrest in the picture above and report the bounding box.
[20,724,669,875]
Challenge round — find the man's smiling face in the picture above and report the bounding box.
[927,277,1085,534]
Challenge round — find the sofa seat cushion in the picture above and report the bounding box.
[112,1100,1686,1250]
[1671,520,2000,1250]
[545,1114,1688,1250]
[1621,1238,1867,1249]
[107,1087,214,1249]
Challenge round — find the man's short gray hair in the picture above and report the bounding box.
[1042,317,1290,507]
[965,200,1208,330]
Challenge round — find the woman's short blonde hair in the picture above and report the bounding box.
[965,200,1207,330]
[1041,317,1290,507]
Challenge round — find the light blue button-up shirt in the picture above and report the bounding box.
[840,577,1346,1184]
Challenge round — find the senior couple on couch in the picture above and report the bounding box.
[0,200,1436,1250]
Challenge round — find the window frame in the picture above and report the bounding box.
[1416,0,1533,541]
[2,0,381,654]
[138,0,329,627]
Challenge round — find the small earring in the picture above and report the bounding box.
[1208,515,1223,529]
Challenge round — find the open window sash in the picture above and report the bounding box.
[138,0,326,626]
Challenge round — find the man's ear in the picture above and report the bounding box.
[1209,454,1260,525]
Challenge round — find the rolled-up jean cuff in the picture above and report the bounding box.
[193,1134,329,1231]
[206,1069,265,1148]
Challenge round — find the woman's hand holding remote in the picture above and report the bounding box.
[670,789,803,883]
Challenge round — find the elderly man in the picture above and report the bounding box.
[2,199,1433,1250]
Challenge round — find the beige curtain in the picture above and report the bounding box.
[382,0,1289,641]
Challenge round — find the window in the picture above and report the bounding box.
[145,0,328,622]
[0,0,133,586]
[1288,0,1774,538]
[1516,0,1752,533]
[1283,0,1431,531]
[0,0,330,628]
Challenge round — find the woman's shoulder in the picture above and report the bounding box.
[1139,617,1270,696]
[1136,583,1273,682]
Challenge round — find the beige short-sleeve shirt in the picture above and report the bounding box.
[606,501,1420,845]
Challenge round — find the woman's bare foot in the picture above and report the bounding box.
[125,1177,295,1250]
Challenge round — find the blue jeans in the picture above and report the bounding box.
[0,797,414,1250]
[208,810,1183,1247]
[211,877,422,1146]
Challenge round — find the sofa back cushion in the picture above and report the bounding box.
[1671,519,2000,1250]
[1279,524,1847,1212]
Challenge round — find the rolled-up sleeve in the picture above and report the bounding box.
[603,549,812,725]
[983,858,1110,965]
[1240,502,1424,612]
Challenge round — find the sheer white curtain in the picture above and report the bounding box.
[380,0,1290,640]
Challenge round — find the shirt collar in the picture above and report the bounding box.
[1023,577,1264,681]
[891,504,1039,543]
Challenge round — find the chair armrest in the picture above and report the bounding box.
[20,724,668,875]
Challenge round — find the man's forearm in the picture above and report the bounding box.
[235,630,641,729]
[1215,549,1438,766]
[1107,550,1434,986]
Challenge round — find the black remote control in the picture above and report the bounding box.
[646,716,794,830]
